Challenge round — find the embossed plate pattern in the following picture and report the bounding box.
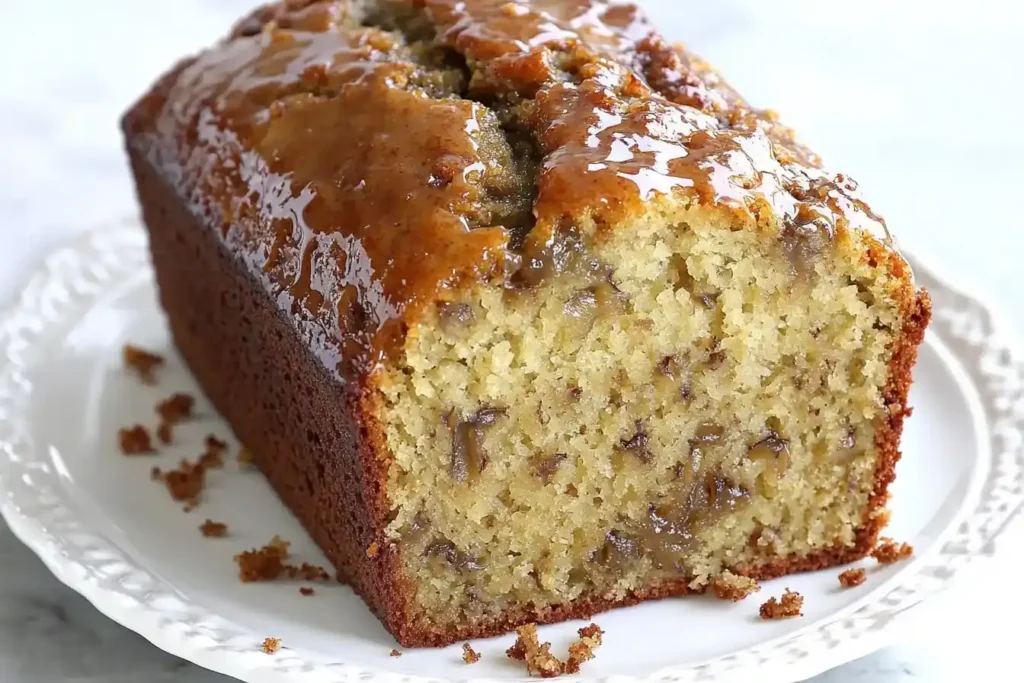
[0,219,1021,683]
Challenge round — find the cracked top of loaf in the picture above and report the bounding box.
[123,0,902,383]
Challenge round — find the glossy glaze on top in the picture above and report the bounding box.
[123,0,896,384]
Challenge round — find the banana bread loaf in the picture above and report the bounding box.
[122,0,931,647]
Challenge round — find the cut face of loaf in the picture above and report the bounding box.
[122,0,931,647]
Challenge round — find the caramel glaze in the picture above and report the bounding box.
[123,0,898,385]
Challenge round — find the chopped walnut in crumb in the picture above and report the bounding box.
[462,643,481,664]
[299,586,315,596]
[156,393,195,424]
[759,589,803,620]
[199,519,228,538]
[389,649,402,657]
[507,623,603,677]
[711,571,760,602]
[564,623,603,674]
[156,421,173,444]
[366,542,379,558]
[160,458,206,503]
[119,425,155,455]
[838,568,867,587]
[123,344,164,383]
[871,537,913,565]
[261,637,280,654]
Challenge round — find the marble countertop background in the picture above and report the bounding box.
[1,1,1023,681]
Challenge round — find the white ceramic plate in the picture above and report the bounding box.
[0,219,1021,683]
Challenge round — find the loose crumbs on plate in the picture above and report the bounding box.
[234,535,331,583]
[389,649,402,658]
[200,519,228,538]
[156,421,174,444]
[506,623,603,678]
[160,457,207,504]
[150,466,162,481]
[462,643,481,664]
[871,537,914,565]
[199,434,228,469]
[156,392,195,424]
[118,425,155,455]
[838,568,867,587]
[123,344,164,384]
[299,586,315,596]
[261,637,281,654]
[759,589,804,620]
[710,571,760,602]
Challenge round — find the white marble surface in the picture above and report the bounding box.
[1,0,1023,681]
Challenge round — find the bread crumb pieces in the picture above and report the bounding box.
[200,519,227,538]
[462,642,481,664]
[564,623,603,674]
[261,637,280,654]
[838,568,867,587]
[389,649,402,657]
[150,466,162,481]
[156,393,195,424]
[234,536,330,583]
[366,542,379,558]
[871,537,913,565]
[123,344,164,384]
[507,623,603,677]
[759,589,803,620]
[299,586,315,596]
[711,571,760,601]
[199,434,228,469]
[156,421,173,444]
[119,425,155,455]
[236,535,291,582]
[160,458,206,503]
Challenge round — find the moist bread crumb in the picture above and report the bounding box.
[300,586,315,596]
[759,589,804,620]
[838,568,867,587]
[871,538,913,565]
[506,623,603,677]
[200,519,228,537]
[261,637,281,654]
[461,643,481,664]
[119,425,155,455]
[123,344,164,383]
[711,571,760,602]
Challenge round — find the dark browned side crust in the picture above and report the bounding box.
[129,153,416,643]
